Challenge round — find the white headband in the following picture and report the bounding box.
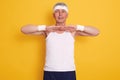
[53,5,68,13]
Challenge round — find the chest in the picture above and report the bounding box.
[46,31,75,38]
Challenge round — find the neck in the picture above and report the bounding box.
[55,22,66,27]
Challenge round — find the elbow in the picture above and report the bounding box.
[94,31,100,36]
[92,29,100,36]
[21,27,29,34]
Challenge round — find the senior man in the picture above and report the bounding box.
[21,2,99,80]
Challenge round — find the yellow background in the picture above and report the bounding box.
[0,0,120,80]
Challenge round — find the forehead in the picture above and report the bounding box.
[54,9,68,14]
[55,9,66,11]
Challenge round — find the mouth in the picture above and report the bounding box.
[58,17,64,19]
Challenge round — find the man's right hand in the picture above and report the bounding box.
[46,26,60,32]
[46,26,76,33]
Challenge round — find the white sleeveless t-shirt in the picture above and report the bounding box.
[44,31,76,71]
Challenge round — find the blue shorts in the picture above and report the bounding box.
[43,71,76,80]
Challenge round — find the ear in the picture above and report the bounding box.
[53,13,55,18]
[66,13,68,18]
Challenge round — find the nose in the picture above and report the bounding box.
[59,11,62,16]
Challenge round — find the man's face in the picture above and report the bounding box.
[53,9,68,23]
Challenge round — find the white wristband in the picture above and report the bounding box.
[37,25,46,31]
[76,25,85,31]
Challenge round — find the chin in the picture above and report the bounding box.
[57,20,65,23]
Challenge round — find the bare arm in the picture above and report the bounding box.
[21,24,46,35]
[61,25,99,36]
[21,24,61,36]
[75,26,100,36]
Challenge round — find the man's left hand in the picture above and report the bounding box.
[64,25,76,32]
